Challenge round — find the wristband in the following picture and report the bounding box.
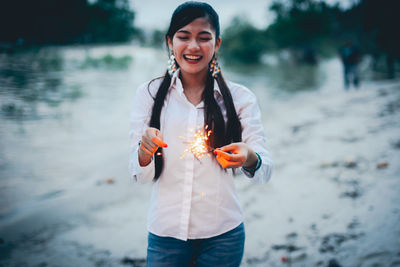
[242,152,262,173]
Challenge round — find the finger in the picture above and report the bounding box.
[216,154,229,169]
[228,161,243,168]
[216,155,242,169]
[152,136,168,148]
[142,141,157,154]
[214,149,243,162]
[139,144,154,156]
[218,144,237,153]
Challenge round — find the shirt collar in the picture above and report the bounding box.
[170,68,222,98]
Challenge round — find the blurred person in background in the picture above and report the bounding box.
[339,41,362,90]
[129,1,273,266]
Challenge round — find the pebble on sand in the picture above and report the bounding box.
[376,161,389,169]
[106,178,115,184]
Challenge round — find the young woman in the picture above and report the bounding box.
[129,2,273,266]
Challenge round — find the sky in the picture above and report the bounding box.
[130,0,355,31]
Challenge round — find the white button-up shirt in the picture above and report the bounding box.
[129,70,273,241]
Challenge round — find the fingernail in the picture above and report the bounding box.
[165,144,168,148]
[213,150,217,155]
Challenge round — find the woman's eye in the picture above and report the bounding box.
[200,38,211,41]
[177,36,189,40]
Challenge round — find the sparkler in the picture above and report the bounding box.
[180,125,213,160]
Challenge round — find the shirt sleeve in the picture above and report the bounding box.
[129,81,156,184]
[234,84,273,184]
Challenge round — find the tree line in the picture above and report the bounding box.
[221,0,399,76]
[0,0,136,46]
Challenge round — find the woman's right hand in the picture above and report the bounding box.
[138,127,168,166]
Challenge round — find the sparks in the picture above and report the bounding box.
[180,125,213,159]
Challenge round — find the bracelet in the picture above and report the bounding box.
[242,152,262,173]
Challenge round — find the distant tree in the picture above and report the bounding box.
[150,29,166,48]
[0,0,136,45]
[361,0,400,78]
[221,17,266,64]
[267,0,338,50]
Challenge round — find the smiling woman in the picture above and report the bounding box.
[129,2,273,266]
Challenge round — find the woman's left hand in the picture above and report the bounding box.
[214,142,258,169]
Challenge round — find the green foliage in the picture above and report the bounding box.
[361,0,400,59]
[80,54,132,69]
[221,17,266,64]
[220,0,399,66]
[267,0,337,48]
[220,0,344,64]
[151,29,167,48]
[0,0,137,45]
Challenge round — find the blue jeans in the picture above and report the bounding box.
[147,223,245,267]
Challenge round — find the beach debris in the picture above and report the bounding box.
[319,232,364,253]
[121,257,146,266]
[340,189,362,199]
[310,223,317,231]
[322,214,331,220]
[291,121,316,134]
[272,241,306,263]
[392,140,400,149]
[376,161,389,169]
[106,177,115,184]
[344,156,357,168]
[96,177,116,186]
[272,244,303,252]
[328,259,342,267]
[286,232,298,239]
[280,253,307,263]
[319,161,339,168]
[320,157,361,169]
[347,217,360,230]
[339,179,363,199]
[245,252,270,265]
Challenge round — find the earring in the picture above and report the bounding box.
[209,55,221,78]
[168,51,177,76]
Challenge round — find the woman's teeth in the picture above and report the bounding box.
[184,55,201,61]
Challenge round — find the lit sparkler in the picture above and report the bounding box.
[180,125,213,159]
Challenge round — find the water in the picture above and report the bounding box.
[0,45,166,221]
[1,44,399,266]
[0,44,334,224]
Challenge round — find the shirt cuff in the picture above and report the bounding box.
[130,146,155,183]
[241,152,273,183]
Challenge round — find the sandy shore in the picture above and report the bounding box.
[1,78,400,267]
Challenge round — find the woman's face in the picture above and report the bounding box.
[168,17,221,79]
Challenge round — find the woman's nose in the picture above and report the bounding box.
[188,39,200,50]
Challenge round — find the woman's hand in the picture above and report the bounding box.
[138,127,168,167]
[214,142,258,169]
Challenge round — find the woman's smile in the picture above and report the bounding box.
[183,54,203,63]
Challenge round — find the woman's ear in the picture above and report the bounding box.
[215,37,221,53]
[167,36,173,51]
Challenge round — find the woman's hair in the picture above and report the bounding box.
[149,1,242,180]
